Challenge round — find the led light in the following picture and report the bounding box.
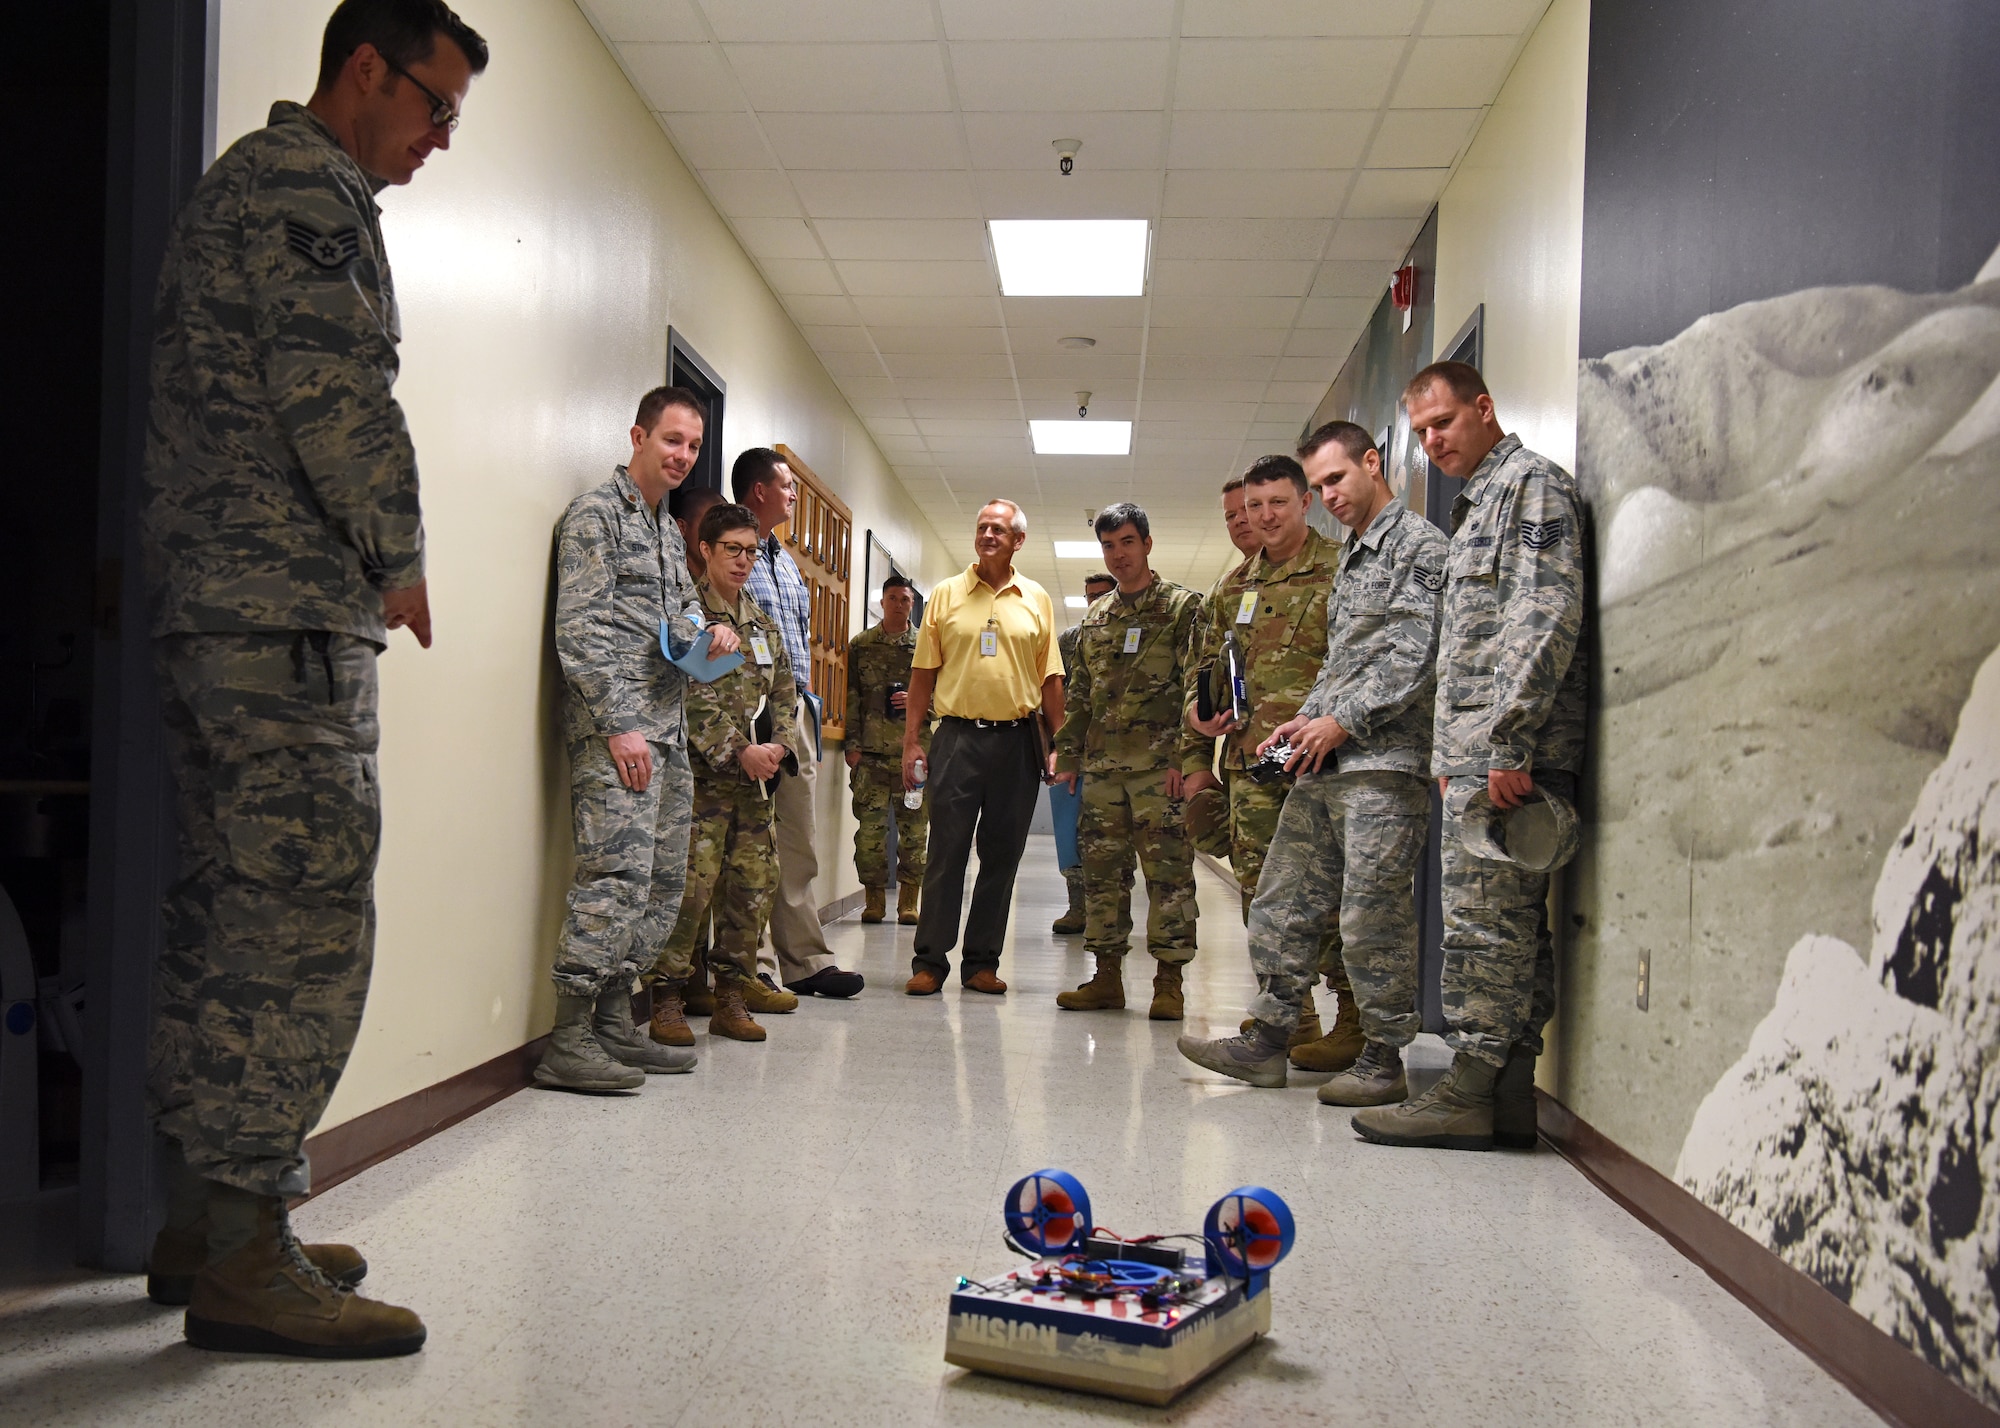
[1053,541,1102,559]
[1032,421,1132,456]
[990,220,1148,297]
[1065,595,1090,609]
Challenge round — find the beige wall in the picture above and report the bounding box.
[215,0,957,1132]
[1432,0,1587,475]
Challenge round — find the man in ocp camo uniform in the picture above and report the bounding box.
[1050,570,1117,934]
[1182,477,1262,862]
[140,0,485,1360]
[1178,423,1445,1094]
[1353,361,1587,1153]
[845,573,929,925]
[1051,504,1205,1019]
[539,387,736,1092]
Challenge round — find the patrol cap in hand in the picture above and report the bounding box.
[1452,782,1580,872]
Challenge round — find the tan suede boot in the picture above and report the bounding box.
[1289,986,1364,1072]
[1051,868,1087,934]
[861,886,887,923]
[1351,1053,1498,1151]
[1241,988,1320,1047]
[710,978,767,1042]
[897,882,920,925]
[742,972,799,1014]
[1148,960,1185,1021]
[685,949,716,1016]
[648,980,694,1047]
[149,1218,366,1307]
[184,1188,425,1359]
[1056,953,1125,1010]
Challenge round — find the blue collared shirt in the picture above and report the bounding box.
[746,532,813,694]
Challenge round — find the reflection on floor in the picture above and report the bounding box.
[0,835,1874,1427]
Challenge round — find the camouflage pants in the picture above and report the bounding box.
[1183,768,1231,861]
[1228,774,1350,994]
[1081,769,1197,964]
[150,632,381,1197]
[1245,770,1428,1041]
[850,751,927,888]
[1439,772,1570,1067]
[657,774,778,986]
[551,735,693,998]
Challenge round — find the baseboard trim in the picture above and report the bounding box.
[1537,1091,1999,1428]
[818,888,864,924]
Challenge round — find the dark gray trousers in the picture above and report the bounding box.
[912,718,1041,981]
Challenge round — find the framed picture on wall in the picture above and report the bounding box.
[863,529,922,627]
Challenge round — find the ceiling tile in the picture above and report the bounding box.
[800,324,878,352]
[1167,111,1373,169]
[1271,355,1339,382]
[1010,351,1142,380]
[938,0,1176,40]
[1142,354,1273,381]
[781,294,860,324]
[758,257,844,293]
[700,169,802,216]
[1366,109,1481,167]
[852,294,1005,326]
[1161,169,1350,218]
[1344,167,1448,219]
[1285,320,1368,353]
[698,0,938,42]
[724,43,952,111]
[1425,0,1550,37]
[1142,379,1268,404]
[1007,325,1145,354]
[791,170,980,218]
[583,0,707,42]
[962,112,1165,170]
[975,170,1162,218]
[903,398,1024,420]
[732,216,822,260]
[916,417,1022,437]
[1155,218,1331,261]
[620,44,741,111]
[813,219,988,261]
[835,259,993,296]
[1152,259,1316,297]
[1392,35,1520,108]
[1180,0,1422,37]
[864,416,920,437]
[1138,419,1250,440]
[1298,294,1381,325]
[1326,217,1423,260]
[819,349,887,377]
[950,41,1173,111]
[1264,380,1332,404]
[899,379,1024,402]
[868,326,1012,353]
[760,112,965,169]
[999,296,1149,328]
[1309,260,1392,298]
[1145,326,1287,356]
[659,112,773,168]
[1148,296,1300,327]
[1173,39,1400,110]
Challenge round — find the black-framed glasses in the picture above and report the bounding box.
[386,60,460,132]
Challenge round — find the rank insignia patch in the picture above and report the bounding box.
[285,220,362,271]
[1520,518,1567,550]
[1413,564,1445,593]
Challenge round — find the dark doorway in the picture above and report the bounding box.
[666,327,726,517]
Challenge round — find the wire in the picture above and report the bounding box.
[1001,1231,1038,1259]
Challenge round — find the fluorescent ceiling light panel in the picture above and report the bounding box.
[1053,541,1103,559]
[990,220,1149,297]
[1065,595,1090,609]
[1032,420,1133,456]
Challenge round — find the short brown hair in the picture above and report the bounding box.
[697,501,758,548]
[1404,360,1489,407]
[636,386,707,434]
[317,0,489,91]
[1298,420,1378,464]
[1220,476,1245,496]
[1083,571,1116,588]
[1242,453,1307,495]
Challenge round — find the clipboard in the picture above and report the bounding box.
[660,623,744,684]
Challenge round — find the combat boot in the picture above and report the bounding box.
[1493,1041,1539,1150]
[710,977,766,1042]
[1176,1022,1289,1088]
[184,1185,425,1359]
[897,882,920,924]
[1288,986,1364,1072]
[146,1145,367,1306]
[1056,953,1125,1010]
[1240,988,1321,1048]
[1148,960,1185,1021]
[594,982,697,1073]
[533,994,645,1091]
[1351,1052,1498,1151]
[742,972,799,1014]
[1317,1042,1407,1107]
[647,979,694,1048]
[861,886,887,923]
[686,950,716,1016]
[1051,869,1086,934]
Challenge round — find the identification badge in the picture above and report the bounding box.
[1122,627,1142,654]
[979,628,999,658]
[749,634,774,666]
[1236,591,1258,625]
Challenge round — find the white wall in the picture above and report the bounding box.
[215,0,957,1131]
[1432,0,1588,474]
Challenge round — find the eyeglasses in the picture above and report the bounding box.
[387,60,461,132]
[710,540,760,560]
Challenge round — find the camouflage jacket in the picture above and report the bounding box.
[1297,499,1447,776]
[685,582,798,784]
[555,467,706,747]
[1187,528,1341,771]
[1434,435,1588,776]
[143,102,423,641]
[844,623,927,757]
[1054,577,1207,777]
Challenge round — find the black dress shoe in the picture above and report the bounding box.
[784,966,865,999]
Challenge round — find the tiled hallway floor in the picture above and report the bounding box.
[0,837,1877,1426]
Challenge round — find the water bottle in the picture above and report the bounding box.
[1219,631,1247,725]
[905,757,925,810]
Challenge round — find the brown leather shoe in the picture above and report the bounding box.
[963,968,1008,995]
[709,978,767,1041]
[648,982,693,1047]
[905,968,943,996]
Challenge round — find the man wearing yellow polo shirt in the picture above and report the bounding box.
[902,499,1065,995]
